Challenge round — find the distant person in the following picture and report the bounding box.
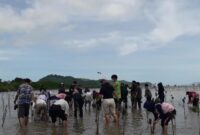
[73,85,84,118]
[14,78,34,128]
[136,82,142,109]
[158,83,165,103]
[92,90,102,110]
[49,93,69,127]
[111,74,121,115]
[121,83,128,109]
[84,87,90,93]
[144,102,176,135]
[130,81,137,108]
[99,80,118,124]
[145,84,152,102]
[58,82,65,94]
[39,85,50,100]
[68,81,77,107]
[84,89,93,110]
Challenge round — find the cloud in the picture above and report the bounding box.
[0,0,200,56]
[118,0,200,55]
[0,0,140,33]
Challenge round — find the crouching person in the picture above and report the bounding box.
[49,93,69,127]
[34,94,48,121]
[144,102,176,135]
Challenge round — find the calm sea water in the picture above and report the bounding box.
[0,87,200,135]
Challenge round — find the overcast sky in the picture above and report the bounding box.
[0,0,200,85]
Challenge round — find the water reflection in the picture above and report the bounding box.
[1,88,200,135]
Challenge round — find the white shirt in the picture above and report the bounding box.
[36,99,46,105]
[36,94,47,105]
[54,99,69,116]
[37,94,47,102]
[85,92,93,101]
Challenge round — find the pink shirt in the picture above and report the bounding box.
[161,103,175,114]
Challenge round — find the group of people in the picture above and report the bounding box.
[13,75,176,135]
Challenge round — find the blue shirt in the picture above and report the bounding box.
[17,83,33,105]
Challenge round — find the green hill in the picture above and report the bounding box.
[0,74,152,92]
[37,74,101,89]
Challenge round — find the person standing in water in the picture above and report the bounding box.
[99,79,118,124]
[136,82,142,109]
[73,85,84,118]
[121,83,128,109]
[130,81,137,108]
[145,83,152,102]
[111,74,121,116]
[158,82,165,103]
[14,78,34,128]
[58,82,65,94]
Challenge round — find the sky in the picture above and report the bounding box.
[0,0,200,85]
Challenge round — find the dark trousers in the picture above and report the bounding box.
[121,97,128,109]
[74,101,83,118]
[159,94,165,103]
[136,98,142,109]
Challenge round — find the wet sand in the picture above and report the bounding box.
[0,87,200,135]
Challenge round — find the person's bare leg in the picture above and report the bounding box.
[63,120,67,127]
[112,113,119,123]
[163,125,168,135]
[19,118,26,129]
[105,114,110,124]
[25,117,29,126]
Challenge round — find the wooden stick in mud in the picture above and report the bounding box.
[95,102,100,135]
[122,102,126,135]
[2,105,8,127]
[2,94,5,113]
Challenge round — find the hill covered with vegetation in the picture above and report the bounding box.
[0,74,151,92]
[0,74,101,92]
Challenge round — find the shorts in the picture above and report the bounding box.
[35,103,47,116]
[49,105,67,123]
[18,104,30,118]
[161,110,176,127]
[102,98,116,115]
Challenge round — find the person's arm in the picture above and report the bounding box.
[14,93,19,105]
[99,88,103,99]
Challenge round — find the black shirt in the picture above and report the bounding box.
[100,83,114,99]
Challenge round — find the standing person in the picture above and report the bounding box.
[99,80,118,124]
[58,82,65,94]
[49,93,69,127]
[136,82,142,109]
[158,83,165,103]
[121,83,128,109]
[145,83,152,102]
[73,85,84,118]
[39,85,50,100]
[14,78,34,128]
[130,81,137,108]
[111,74,121,114]
[68,81,77,107]
[84,89,93,110]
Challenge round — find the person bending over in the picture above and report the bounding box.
[144,102,176,135]
[49,93,69,127]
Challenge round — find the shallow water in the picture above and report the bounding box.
[0,87,200,135]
